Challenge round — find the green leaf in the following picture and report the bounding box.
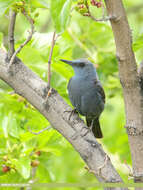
[40,147,61,156]
[37,0,50,8]
[50,0,71,33]
[60,0,72,30]
[0,148,7,155]
[50,0,65,32]
[22,136,38,153]
[30,0,50,9]
[12,156,31,179]
[0,0,13,16]
[133,34,143,51]
[9,117,20,139]
[2,116,9,138]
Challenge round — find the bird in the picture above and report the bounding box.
[60,58,105,138]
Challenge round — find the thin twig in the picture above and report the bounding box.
[9,12,34,68]
[85,1,110,22]
[89,15,110,22]
[47,31,57,87]
[28,126,52,135]
[8,9,17,59]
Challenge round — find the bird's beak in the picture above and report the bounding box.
[60,59,74,66]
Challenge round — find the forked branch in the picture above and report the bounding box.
[9,11,34,68]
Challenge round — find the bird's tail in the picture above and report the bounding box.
[86,117,103,138]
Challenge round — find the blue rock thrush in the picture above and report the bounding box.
[60,58,105,138]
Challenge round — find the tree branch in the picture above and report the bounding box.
[47,31,56,87]
[0,49,127,189]
[28,126,52,135]
[8,9,17,59]
[84,1,110,22]
[138,61,143,92]
[104,0,143,183]
[9,12,34,68]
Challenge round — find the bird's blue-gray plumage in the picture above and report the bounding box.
[60,58,105,138]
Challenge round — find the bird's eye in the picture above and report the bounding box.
[79,62,85,67]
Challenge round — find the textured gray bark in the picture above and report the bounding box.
[105,0,143,184]
[0,49,127,189]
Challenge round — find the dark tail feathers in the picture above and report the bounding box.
[86,117,103,138]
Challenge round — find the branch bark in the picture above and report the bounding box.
[138,61,143,92]
[9,12,34,67]
[8,9,17,59]
[0,49,127,189]
[104,0,143,183]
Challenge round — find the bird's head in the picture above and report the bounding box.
[60,58,96,77]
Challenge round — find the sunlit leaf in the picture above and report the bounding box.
[0,0,13,16]
[9,117,20,139]
[12,157,31,179]
[50,0,65,32]
[40,147,61,156]
[37,0,49,8]
[133,34,143,51]
[2,116,9,138]
[60,0,72,30]
[50,0,71,33]
[30,0,50,9]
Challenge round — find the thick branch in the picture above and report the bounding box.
[104,0,143,183]
[138,61,143,91]
[8,9,17,59]
[0,49,127,189]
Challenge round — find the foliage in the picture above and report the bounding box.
[0,0,143,189]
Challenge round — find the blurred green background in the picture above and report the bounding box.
[0,0,143,189]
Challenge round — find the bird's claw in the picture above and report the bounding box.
[64,108,78,120]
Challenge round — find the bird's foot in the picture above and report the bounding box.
[80,120,94,137]
[64,108,78,120]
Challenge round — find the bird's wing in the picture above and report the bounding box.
[67,78,72,90]
[67,78,79,108]
[94,80,105,103]
[67,78,74,104]
[67,78,83,114]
